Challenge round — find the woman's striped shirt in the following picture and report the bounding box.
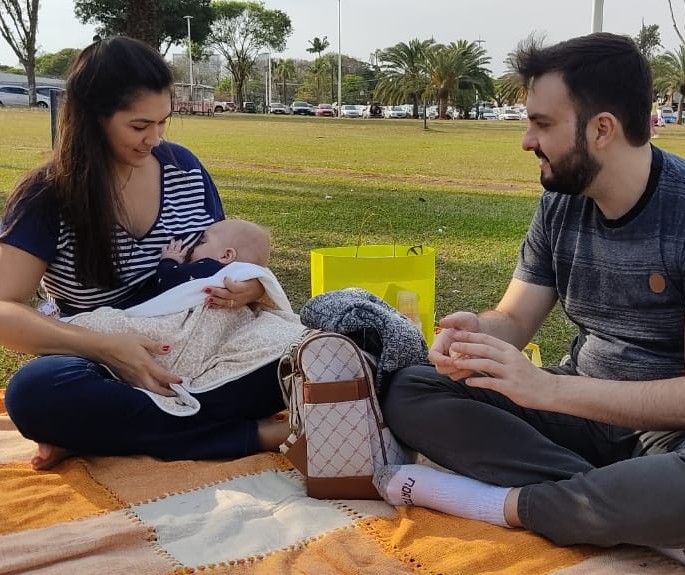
[1,142,225,316]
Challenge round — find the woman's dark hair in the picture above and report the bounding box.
[513,32,652,146]
[2,36,173,288]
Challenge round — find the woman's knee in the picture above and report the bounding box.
[5,355,95,438]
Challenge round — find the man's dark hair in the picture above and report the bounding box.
[513,32,651,146]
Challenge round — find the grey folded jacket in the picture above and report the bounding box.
[299,288,429,394]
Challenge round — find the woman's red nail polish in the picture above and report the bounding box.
[204,288,212,293]
[207,298,214,304]
[162,345,170,352]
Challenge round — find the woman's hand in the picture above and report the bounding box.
[96,333,182,396]
[204,277,265,310]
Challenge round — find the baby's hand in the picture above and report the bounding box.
[161,239,188,263]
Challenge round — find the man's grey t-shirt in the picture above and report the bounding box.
[514,147,685,381]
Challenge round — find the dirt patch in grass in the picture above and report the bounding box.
[208,157,538,194]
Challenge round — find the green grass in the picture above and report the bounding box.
[3,110,685,384]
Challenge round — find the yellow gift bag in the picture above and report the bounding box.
[311,242,436,343]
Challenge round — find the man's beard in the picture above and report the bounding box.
[536,130,601,196]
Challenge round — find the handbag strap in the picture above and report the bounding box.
[354,210,396,258]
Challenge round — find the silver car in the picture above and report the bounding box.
[0,85,52,108]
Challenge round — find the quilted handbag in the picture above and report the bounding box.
[278,330,407,499]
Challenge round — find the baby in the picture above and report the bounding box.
[156,219,271,293]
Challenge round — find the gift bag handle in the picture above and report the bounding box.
[355,210,397,258]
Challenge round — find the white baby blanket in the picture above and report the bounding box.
[65,263,306,416]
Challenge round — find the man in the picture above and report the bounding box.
[374,32,685,561]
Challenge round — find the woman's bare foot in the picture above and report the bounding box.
[256,419,290,452]
[30,443,74,471]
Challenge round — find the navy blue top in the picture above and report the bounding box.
[155,257,225,294]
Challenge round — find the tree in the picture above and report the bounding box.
[274,58,295,103]
[497,33,547,108]
[341,73,367,104]
[634,21,662,61]
[0,0,40,106]
[375,39,433,118]
[653,47,685,123]
[209,1,292,111]
[36,48,81,78]
[306,36,329,58]
[74,0,214,54]
[426,41,492,119]
[667,0,685,46]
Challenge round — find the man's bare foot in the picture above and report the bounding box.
[256,419,290,452]
[31,443,74,471]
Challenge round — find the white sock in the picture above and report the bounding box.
[653,547,685,565]
[373,464,511,528]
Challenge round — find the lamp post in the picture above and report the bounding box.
[184,15,194,101]
[337,0,342,117]
[591,0,604,32]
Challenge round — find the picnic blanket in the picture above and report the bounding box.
[2,393,683,574]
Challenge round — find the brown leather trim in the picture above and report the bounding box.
[307,475,381,500]
[304,378,370,403]
[284,435,308,476]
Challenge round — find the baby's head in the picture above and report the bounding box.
[189,219,270,266]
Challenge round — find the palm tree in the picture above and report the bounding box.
[306,36,330,58]
[426,41,492,119]
[274,58,295,103]
[375,39,433,118]
[653,46,685,123]
[497,33,547,108]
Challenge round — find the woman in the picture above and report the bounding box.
[1,37,289,469]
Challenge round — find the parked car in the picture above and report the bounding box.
[315,103,335,117]
[339,104,360,118]
[384,105,408,119]
[213,100,236,113]
[500,107,521,120]
[365,102,384,118]
[659,106,677,124]
[0,85,51,108]
[479,108,498,120]
[268,102,289,114]
[242,101,257,113]
[291,101,315,115]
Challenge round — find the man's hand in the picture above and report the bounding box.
[449,330,558,410]
[428,311,481,380]
[161,240,188,263]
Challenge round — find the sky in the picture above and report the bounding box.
[1,1,684,77]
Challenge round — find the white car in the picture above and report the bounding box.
[339,104,360,118]
[0,85,52,108]
[384,105,408,119]
[500,107,521,120]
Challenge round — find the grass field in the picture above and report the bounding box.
[2,109,685,384]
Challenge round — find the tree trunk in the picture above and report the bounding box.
[25,57,37,107]
[125,0,159,49]
[438,90,449,119]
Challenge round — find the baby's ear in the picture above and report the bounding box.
[219,248,237,265]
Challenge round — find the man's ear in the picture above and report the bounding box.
[591,112,618,150]
[219,248,237,264]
